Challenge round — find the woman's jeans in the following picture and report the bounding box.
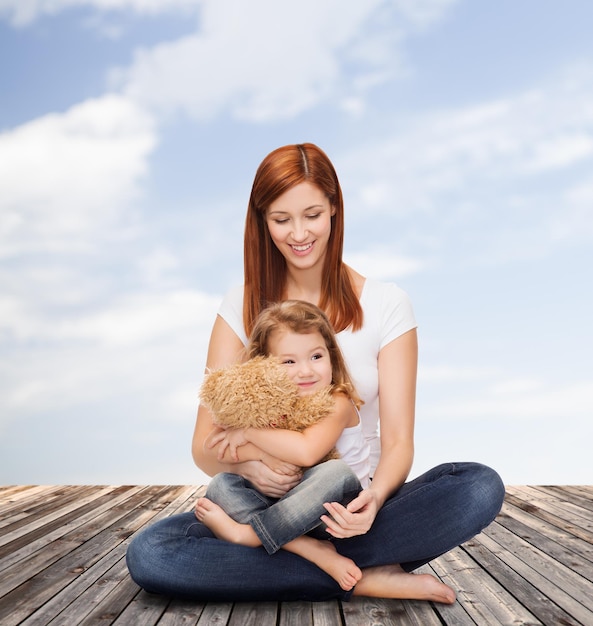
[126,462,505,602]
[205,459,362,554]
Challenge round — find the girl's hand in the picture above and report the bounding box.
[239,460,302,498]
[216,428,249,461]
[320,488,380,538]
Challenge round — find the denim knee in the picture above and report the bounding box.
[470,462,505,528]
[205,472,240,501]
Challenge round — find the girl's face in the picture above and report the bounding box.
[265,181,335,273]
[268,329,332,396]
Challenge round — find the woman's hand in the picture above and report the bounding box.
[259,452,302,477]
[239,460,302,498]
[320,488,380,538]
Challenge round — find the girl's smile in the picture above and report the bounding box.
[268,328,333,396]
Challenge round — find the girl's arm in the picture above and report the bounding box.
[322,329,417,537]
[213,393,356,467]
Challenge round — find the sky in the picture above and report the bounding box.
[1,0,592,487]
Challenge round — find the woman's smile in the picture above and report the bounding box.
[266,181,334,272]
[290,241,314,256]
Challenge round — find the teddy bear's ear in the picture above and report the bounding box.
[199,368,227,408]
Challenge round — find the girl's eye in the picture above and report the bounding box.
[282,359,295,365]
[311,353,323,361]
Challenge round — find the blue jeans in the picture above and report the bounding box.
[205,459,361,554]
[126,462,504,602]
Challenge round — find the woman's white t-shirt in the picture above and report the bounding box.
[217,278,417,475]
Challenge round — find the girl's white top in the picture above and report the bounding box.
[218,277,418,476]
[336,407,371,487]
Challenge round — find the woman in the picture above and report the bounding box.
[126,143,505,603]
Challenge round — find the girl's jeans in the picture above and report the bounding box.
[205,459,361,554]
[126,462,505,602]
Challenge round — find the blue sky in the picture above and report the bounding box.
[1,0,592,486]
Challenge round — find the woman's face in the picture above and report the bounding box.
[265,182,335,273]
[268,329,333,396]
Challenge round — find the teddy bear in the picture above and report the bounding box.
[199,355,339,465]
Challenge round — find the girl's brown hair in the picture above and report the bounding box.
[243,143,363,337]
[247,300,362,408]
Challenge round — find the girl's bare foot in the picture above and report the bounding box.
[194,497,261,547]
[353,564,456,604]
[296,538,362,591]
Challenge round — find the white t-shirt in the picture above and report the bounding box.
[217,278,417,474]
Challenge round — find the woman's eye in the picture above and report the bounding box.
[274,218,289,224]
[306,213,320,220]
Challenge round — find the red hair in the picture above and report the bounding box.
[243,143,363,336]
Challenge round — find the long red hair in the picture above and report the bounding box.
[243,143,363,336]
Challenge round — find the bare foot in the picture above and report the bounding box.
[194,498,261,547]
[296,539,362,591]
[353,564,456,604]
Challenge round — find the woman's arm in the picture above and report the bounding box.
[191,315,246,476]
[370,328,417,506]
[213,393,356,467]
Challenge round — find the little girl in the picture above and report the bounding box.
[195,300,370,591]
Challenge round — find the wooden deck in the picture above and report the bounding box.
[1,485,592,626]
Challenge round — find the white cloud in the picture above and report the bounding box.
[336,63,593,269]
[526,133,593,172]
[342,64,593,216]
[0,94,157,257]
[0,288,220,418]
[422,376,593,422]
[58,289,218,346]
[115,0,378,121]
[392,0,459,28]
[0,287,219,347]
[110,0,456,122]
[344,249,425,280]
[0,0,199,26]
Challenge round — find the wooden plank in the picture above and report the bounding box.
[429,543,542,626]
[20,486,201,626]
[0,485,99,540]
[195,603,234,625]
[0,485,66,521]
[277,601,314,626]
[462,534,580,626]
[342,596,415,625]
[478,524,593,625]
[0,485,126,549]
[228,602,278,626]
[153,598,207,626]
[0,486,146,574]
[400,599,442,626]
[0,486,192,625]
[311,600,344,626]
[108,589,169,625]
[498,501,593,579]
[504,488,593,544]
[0,486,172,598]
[536,486,593,513]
